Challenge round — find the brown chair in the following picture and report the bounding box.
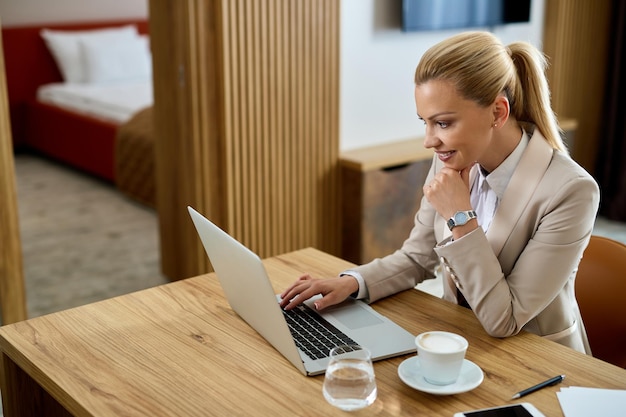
[575,235,626,368]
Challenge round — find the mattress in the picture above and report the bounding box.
[36,81,153,124]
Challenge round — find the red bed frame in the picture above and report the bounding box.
[2,19,149,182]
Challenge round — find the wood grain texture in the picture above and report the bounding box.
[341,139,433,264]
[543,0,612,171]
[0,23,28,324]
[150,0,340,280]
[1,248,624,416]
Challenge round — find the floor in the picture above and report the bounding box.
[12,153,168,320]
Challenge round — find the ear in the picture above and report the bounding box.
[492,95,510,128]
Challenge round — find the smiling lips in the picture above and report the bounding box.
[436,150,455,162]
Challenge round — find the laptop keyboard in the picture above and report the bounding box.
[282,304,357,360]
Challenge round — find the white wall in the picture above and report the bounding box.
[0,0,545,152]
[340,0,546,151]
[0,0,147,27]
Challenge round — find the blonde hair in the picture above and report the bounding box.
[414,31,566,153]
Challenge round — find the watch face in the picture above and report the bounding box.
[454,212,468,224]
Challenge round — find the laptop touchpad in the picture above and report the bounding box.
[327,305,383,330]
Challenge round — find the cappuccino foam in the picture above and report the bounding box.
[419,333,464,353]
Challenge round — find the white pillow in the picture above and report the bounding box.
[80,35,152,84]
[40,25,139,83]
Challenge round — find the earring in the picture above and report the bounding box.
[492,122,498,127]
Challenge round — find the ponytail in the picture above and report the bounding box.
[507,43,567,153]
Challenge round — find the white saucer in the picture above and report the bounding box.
[398,357,484,395]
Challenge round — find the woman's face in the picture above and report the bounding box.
[415,79,496,171]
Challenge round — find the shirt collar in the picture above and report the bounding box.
[478,130,529,200]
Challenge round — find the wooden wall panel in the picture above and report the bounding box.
[543,0,612,171]
[150,0,340,279]
[221,0,340,257]
[0,23,28,324]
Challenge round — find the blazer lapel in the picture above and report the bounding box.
[486,130,554,257]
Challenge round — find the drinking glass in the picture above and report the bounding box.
[322,345,377,411]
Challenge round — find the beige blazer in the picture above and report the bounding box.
[354,130,600,353]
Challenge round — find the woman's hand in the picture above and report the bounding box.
[423,164,474,220]
[279,274,359,311]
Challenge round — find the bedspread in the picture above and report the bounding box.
[115,107,155,207]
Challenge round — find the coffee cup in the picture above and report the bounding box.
[415,331,468,385]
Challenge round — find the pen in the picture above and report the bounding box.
[511,374,565,399]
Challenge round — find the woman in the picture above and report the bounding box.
[280,31,599,353]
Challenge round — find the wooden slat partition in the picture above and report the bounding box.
[150,0,340,280]
[0,22,28,324]
[542,0,612,171]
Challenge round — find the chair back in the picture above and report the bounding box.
[575,235,626,368]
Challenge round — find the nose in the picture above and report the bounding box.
[423,128,440,149]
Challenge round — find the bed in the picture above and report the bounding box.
[2,19,156,205]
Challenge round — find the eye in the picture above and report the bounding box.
[437,121,450,129]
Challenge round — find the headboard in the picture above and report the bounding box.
[1,19,149,147]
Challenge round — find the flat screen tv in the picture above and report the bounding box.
[402,0,532,32]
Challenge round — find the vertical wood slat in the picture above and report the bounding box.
[287,1,297,252]
[220,0,340,262]
[0,24,28,324]
[543,0,612,172]
[276,0,287,255]
[151,0,188,276]
[151,0,226,278]
[224,0,240,237]
[152,0,340,279]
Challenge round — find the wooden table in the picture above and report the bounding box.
[1,248,625,416]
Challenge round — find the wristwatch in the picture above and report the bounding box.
[447,210,477,231]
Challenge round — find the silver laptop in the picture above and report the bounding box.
[188,206,416,376]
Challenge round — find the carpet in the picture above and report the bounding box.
[13,153,168,319]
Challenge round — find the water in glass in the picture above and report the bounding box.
[322,345,377,411]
